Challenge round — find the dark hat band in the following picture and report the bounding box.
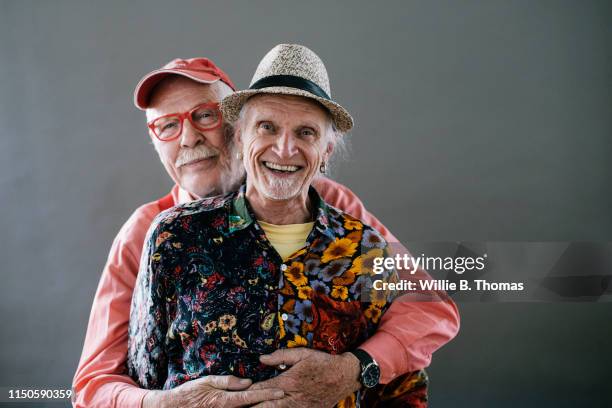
[249,74,330,100]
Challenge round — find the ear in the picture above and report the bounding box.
[235,125,244,147]
[149,131,161,152]
[145,111,159,147]
[323,140,334,162]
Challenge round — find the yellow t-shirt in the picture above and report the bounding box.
[258,221,315,261]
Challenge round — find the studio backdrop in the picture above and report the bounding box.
[1,1,611,407]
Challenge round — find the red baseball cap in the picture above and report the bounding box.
[134,57,236,110]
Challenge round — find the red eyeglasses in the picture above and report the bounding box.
[147,102,223,141]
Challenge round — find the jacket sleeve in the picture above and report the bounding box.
[72,205,158,408]
[313,176,460,383]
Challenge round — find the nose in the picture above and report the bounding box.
[271,129,298,159]
[179,118,205,148]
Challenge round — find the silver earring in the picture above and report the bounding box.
[319,162,327,174]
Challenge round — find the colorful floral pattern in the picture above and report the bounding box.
[127,185,422,406]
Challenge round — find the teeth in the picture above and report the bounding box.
[264,162,300,172]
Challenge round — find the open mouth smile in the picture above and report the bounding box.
[262,161,303,174]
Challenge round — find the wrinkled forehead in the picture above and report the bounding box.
[145,77,223,120]
[243,94,331,124]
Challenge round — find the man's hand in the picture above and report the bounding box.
[249,348,361,408]
[142,375,285,408]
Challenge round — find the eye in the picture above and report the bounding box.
[162,122,178,131]
[192,107,219,127]
[299,128,316,138]
[258,122,275,132]
[195,111,211,119]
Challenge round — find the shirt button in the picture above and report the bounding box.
[280,264,287,271]
[281,313,288,321]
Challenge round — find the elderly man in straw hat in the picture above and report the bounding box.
[125,44,456,407]
[74,45,458,408]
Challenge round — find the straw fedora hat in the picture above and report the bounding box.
[220,44,354,133]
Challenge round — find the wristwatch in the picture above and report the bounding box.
[349,348,380,388]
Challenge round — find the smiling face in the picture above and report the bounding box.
[236,94,334,202]
[146,76,244,198]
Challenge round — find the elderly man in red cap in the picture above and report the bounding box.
[72,52,459,408]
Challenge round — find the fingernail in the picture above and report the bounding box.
[273,390,284,398]
[239,379,251,385]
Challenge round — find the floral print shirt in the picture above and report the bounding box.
[127,184,398,403]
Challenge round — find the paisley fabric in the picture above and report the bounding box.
[127,184,426,406]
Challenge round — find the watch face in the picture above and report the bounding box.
[362,363,381,388]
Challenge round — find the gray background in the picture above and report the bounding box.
[1,0,611,406]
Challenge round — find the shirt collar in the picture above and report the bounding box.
[228,184,334,239]
[178,186,197,204]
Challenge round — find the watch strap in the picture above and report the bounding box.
[350,348,375,368]
[350,348,380,388]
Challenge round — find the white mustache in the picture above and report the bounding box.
[175,145,220,167]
